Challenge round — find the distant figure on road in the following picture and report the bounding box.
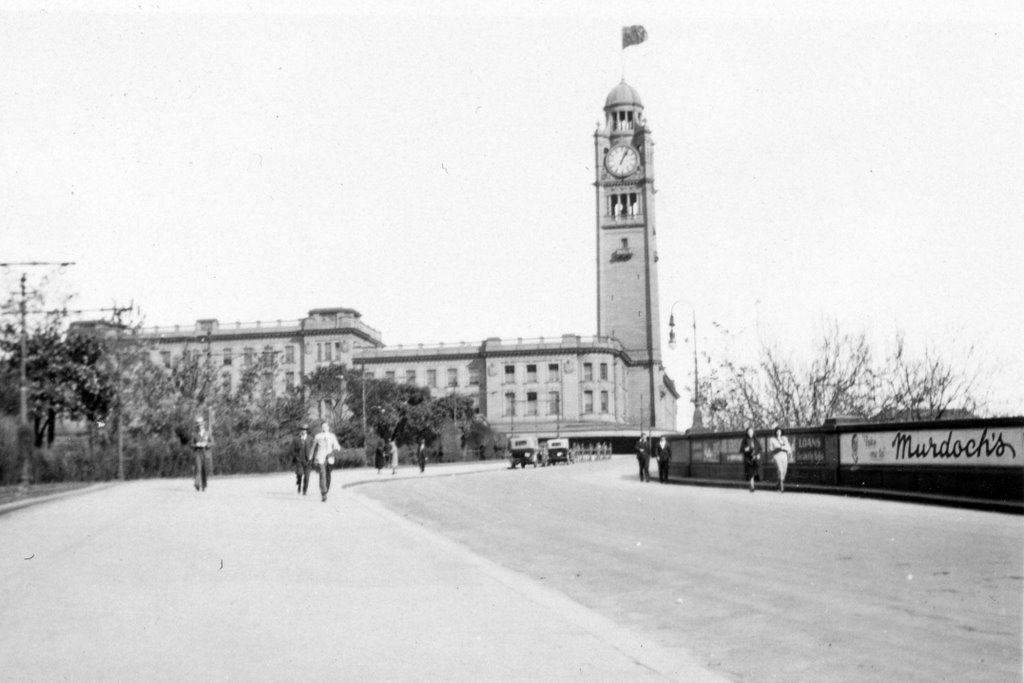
[634,435,651,482]
[311,421,341,502]
[389,438,399,475]
[374,443,385,474]
[768,425,792,493]
[292,425,313,495]
[741,426,762,493]
[416,438,427,473]
[191,414,212,492]
[654,436,670,484]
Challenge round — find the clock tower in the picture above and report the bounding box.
[594,80,667,428]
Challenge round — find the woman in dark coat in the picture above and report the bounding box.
[740,426,762,493]
[374,443,385,474]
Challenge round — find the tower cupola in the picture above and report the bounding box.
[604,80,644,136]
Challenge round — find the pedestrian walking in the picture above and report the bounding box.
[741,426,762,493]
[634,434,651,482]
[292,425,313,495]
[389,438,399,475]
[191,414,213,492]
[655,436,671,484]
[311,421,341,502]
[374,443,385,474]
[768,424,793,492]
[416,438,427,473]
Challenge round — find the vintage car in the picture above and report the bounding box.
[544,438,571,465]
[508,435,539,469]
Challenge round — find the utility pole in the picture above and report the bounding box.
[109,302,133,481]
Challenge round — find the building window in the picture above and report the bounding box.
[385,370,395,381]
[600,390,609,413]
[262,345,274,363]
[447,368,458,387]
[583,362,593,381]
[223,348,232,366]
[600,362,608,380]
[606,192,640,217]
[315,343,322,362]
[548,392,560,416]
[406,369,416,384]
[334,342,341,358]
[504,392,515,417]
[469,367,480,386]
[160,350,171,367]
[244,347,254,367]
[504,364,515,384]
[526,392,537,416]
[526,364,537,383]
[427,369,437,387]
[284,345,294,364]
[583,390,594,414]
[285,371,295,388]
[548,363,559,383]
[324,342,332,362]
[221,373,231,392]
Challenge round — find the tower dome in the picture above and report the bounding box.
[604,80,644,109]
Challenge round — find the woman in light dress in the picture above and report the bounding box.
[768,425,793,493]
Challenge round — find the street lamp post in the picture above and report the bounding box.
[668,300,703,429]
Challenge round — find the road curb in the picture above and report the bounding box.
[668,477,1024,514]
[0,482,119,517]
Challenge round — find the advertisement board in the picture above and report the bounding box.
[840,426,1022,467]
[693,437,755,464]
[792,434,827,465]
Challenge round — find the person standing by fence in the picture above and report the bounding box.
[655,436,670,484]
[634,434,651,482]
[768,425,792,493]
[192,414,212,492]
[311,421,341,502]
[741,426,762,493]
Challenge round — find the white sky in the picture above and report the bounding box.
[2,1,1022,425]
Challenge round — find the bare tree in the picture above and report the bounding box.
[698,321,985,431]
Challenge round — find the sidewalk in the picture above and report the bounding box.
[0,461,726,682]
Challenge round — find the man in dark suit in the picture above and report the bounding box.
[654,436,671,484]
[635,434,651,482]
[293,425,314,495]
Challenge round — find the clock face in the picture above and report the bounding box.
[606,145,639,177]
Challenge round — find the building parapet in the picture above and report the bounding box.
[140,311,383,345]
[352,335,629,363]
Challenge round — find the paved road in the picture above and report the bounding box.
[0,462,722,682]
[1,460,1020,682]
[359,459,1024,683]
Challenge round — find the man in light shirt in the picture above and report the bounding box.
[311,421,341,502]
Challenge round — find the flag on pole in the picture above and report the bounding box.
[622,25,648,49]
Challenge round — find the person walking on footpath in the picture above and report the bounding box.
[191,414,213,492]
[416,438,427,474]
[292,425,313,495]
[741,426,762,493]
[768,424,793,492]
[634,434,651,482]
[655,436,671,484]
[389,438,399,475]
[311,421,341,502]
[374,442,385,474]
